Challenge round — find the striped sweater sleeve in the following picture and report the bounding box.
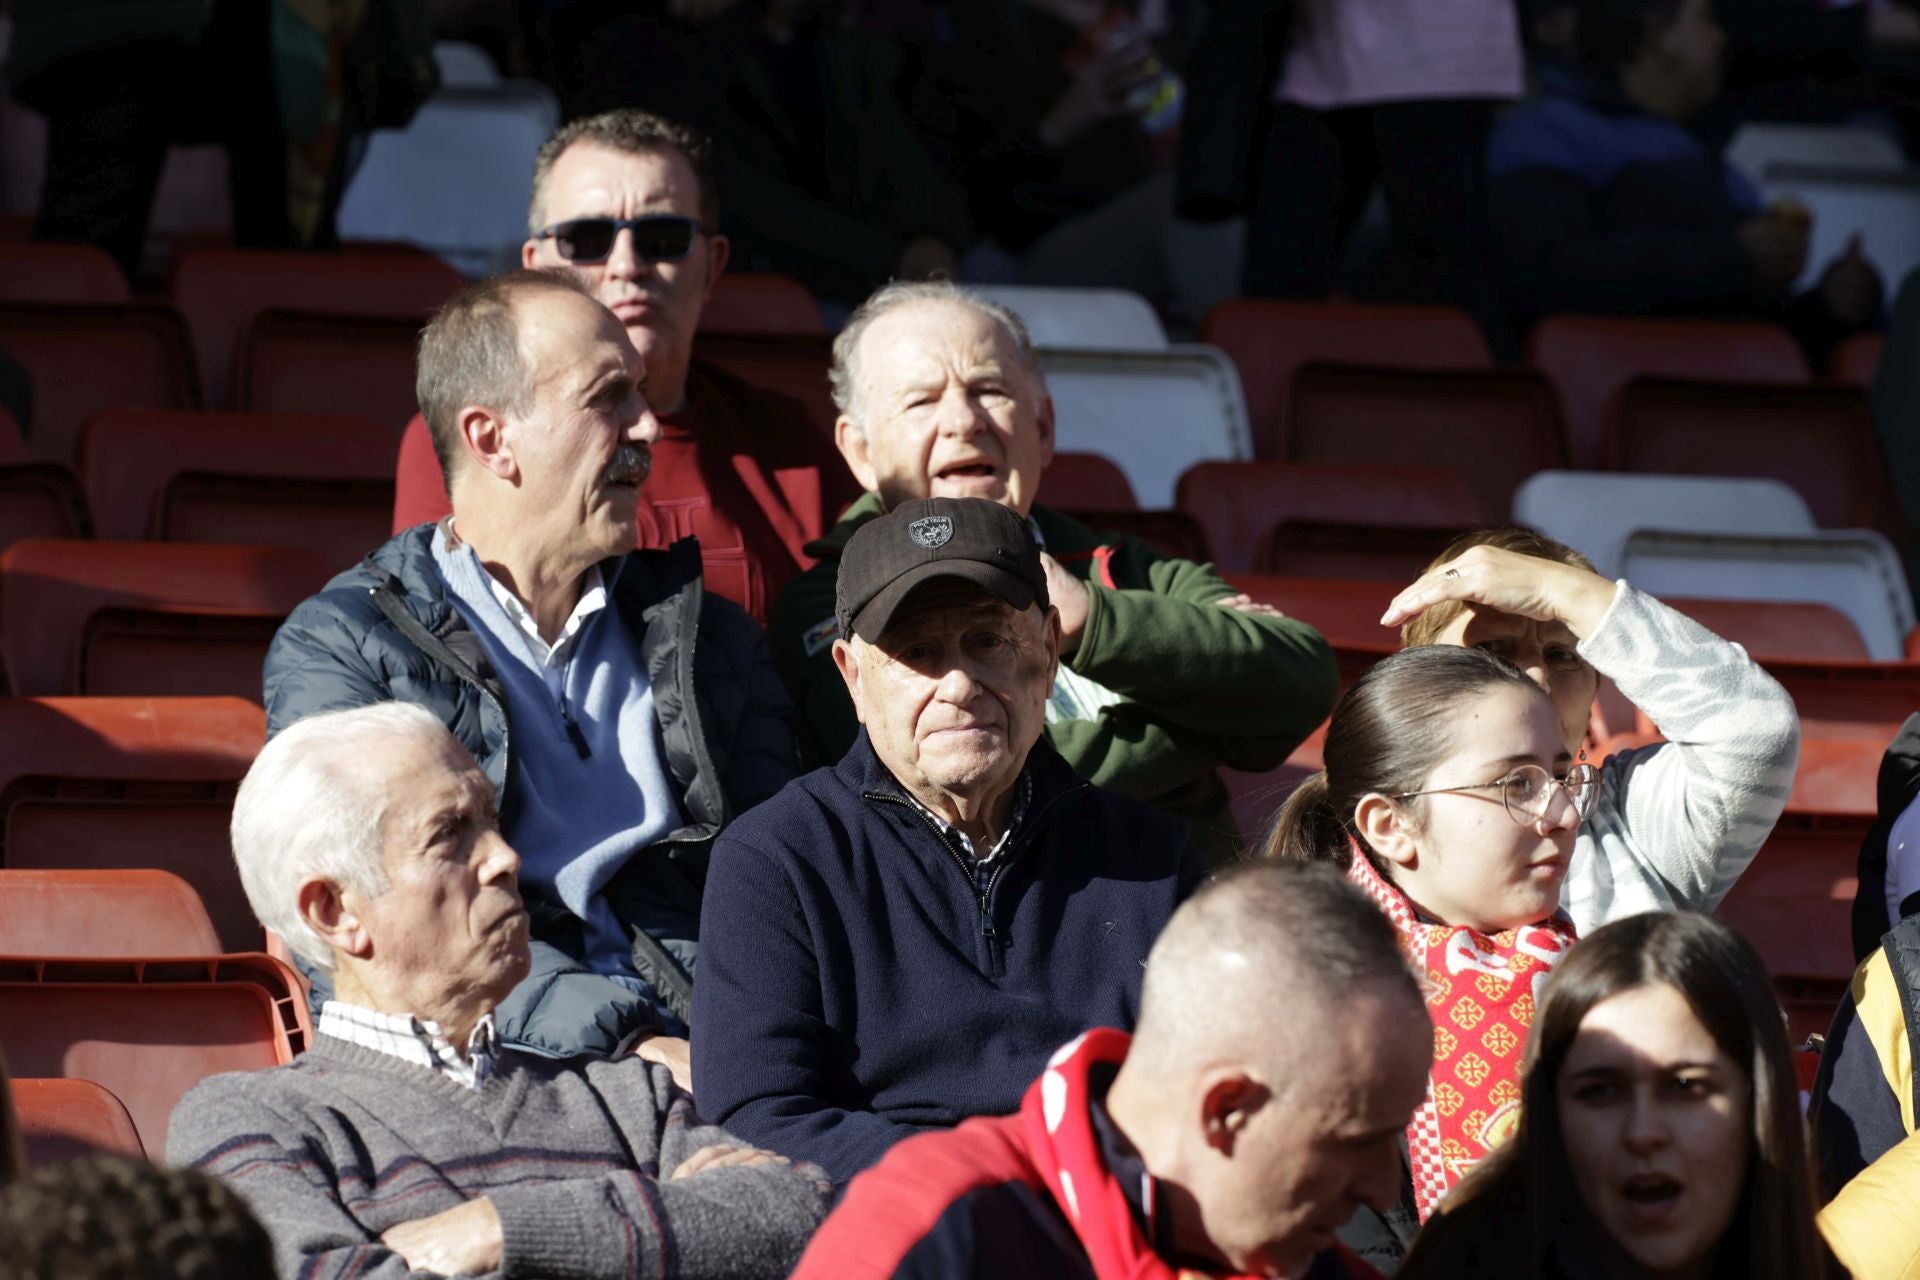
[1564,582,1800,931]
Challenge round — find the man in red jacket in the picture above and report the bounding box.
[392,109,856,623]
[788,862,1430,1280]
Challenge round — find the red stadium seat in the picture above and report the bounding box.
[1175,461,1489,576]
[0,462,92,554]
[1221,723,1327,851]
[0,697,264,951]
[170,247,463,408]
[0,304,200,465]
[81,410,395,570]
[694,333,837,442]
[1715,814,1866,996]
[1078,510,1212,564]
[1606,379,1889,529]
[0,955,301,1155]
[1722,660,1920,742]
[1527,315,1808,470]
[392,413,443,533]
[13,1077,147,1165]
[0,868,223,958]
[1042,452,1138,512]
[1663,597,1870,663]
[0,243,131,306]
[1201,300,1490,458]
[699,273,825,336]
[1828,332,1884,388]
[0,540,334,697]
[236,310,425,430]
[1285,365,1567,519]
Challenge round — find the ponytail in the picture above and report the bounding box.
[1263,772,1352,866]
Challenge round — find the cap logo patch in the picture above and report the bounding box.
[908,516,953,549]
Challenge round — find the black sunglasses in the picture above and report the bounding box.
[537,214,702,264]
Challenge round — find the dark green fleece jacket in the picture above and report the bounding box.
[770,495,1338,865]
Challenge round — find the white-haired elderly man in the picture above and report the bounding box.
[770,280,1338,866]
[168,703,830,1280]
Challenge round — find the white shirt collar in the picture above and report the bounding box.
[317,1001,499,1090]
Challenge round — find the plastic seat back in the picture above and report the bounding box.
[172,248,464,407]
[1607,379,1888,529]
[0,956,298,1155]
[1175,460,1489,575]
[0,540,334,698]
[0,243,131,306]
[0,460,92,555]
[1224,573,1398,692]
[1527,315,1807,470]
[973,286,1168,351]
[1202,300,1490,458]
[82,410,395,570]
[1513,471,1816,578]
[1663,597,1870,663]
[0,697,264,951]
[1041,452,1139,512]
[0,304,200,465]
[694,333,838,442]
[0,868,222,957]
[1715,813,1868,988]
[13,1077,146,1165]
[237,310,426,429]
[1285,365,1566,518]
[700,273,825,336]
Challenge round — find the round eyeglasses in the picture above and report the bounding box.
[1392,762,1599,828]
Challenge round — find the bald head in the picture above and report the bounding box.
[1130,863,1421,1079]
[1110,863,1431,1277]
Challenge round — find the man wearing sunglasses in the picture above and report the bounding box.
[393,109,857,624]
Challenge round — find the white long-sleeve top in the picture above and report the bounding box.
[1564,582,1802,934]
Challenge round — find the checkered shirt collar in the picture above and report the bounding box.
[901,769,1033,865]
[317,1001,500,1090]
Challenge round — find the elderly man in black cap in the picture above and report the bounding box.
[691,496,1207,1184]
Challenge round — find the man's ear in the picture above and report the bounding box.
[1355,792,1418,870]
[461,405,518,482]
[831,637,867,725]
[297,876,372,961]
[835,416,880,494]
[521,238,541,269]
[1041,606,1062,682]
[702,232,731,297]
[1034,387,1056,469]
[1198,1068,1269,1157]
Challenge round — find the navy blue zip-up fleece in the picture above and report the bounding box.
[691,731,1207,1184]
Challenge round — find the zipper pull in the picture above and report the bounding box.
[559,704,591,759]
[981,918,1000,947]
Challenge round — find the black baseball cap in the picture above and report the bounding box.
[835,497,1050,643]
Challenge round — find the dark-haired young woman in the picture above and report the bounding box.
[1400,912,1839,1280]
[1264,644,1592,1264]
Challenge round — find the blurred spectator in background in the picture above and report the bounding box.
[0,1155,276,1280]
[1180,0,1515,352]
[545,0,971,307]
[392,110,858,623]
[902,1,1238,329]
[1487,0,1883,362]
[1873,268,1920,577]
[10,0,438,278]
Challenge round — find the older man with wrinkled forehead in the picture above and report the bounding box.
[695,495,1208,1185]
[265,269,800,1078]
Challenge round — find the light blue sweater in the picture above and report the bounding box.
[432,533,685,992]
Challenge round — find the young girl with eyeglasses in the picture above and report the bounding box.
[1264,644,1599,1267]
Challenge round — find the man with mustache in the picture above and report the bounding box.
[266,270,798,1080]
[392,109,859,624]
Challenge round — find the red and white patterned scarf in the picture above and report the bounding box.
[1345,842,1578,1222]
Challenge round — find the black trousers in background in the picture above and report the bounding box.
[1242,97,1514,355]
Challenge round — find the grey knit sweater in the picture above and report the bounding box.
[167,1034,832,1279]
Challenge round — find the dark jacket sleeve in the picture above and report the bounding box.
[699,594,801,813]
[692,834,928,1183]
[770,559,863,769]
[1812,959,1913,1197]
[263,592,392,737]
